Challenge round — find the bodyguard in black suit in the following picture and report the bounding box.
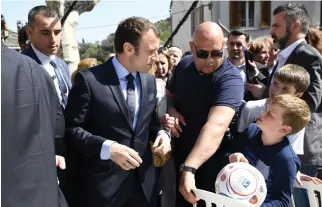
[21,5,72,202]
[21,6,71,156]
[1,43,67,207]
[65,17,171,207]
[22,6,72,109]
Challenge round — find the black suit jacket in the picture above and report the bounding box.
[64,58,161,207]
[266,41,322,166]
[21,45,71,156]
[1,44,67,207]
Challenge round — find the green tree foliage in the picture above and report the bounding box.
[78,37,114,64]
[154,17,171,44]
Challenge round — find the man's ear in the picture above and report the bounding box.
[123,42,135,55]
[26,25,33,39]
[279,125,292,135]
[189,41,194,53]
[292,20,301,31]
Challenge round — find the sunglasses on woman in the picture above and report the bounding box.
[193,42,223,59]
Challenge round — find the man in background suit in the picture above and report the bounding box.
[65,17,171,207]
[1,42,67,206]
[21,5,71,202]
[246,3,322,207]
[22,5,71,109]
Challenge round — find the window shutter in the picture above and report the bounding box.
[191,10,195,36]
[200,6,204,23]
[191,6,204,36]
[230,1,241,29]
[261,1,271,28]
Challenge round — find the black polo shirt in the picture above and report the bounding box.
[168,55,244,159]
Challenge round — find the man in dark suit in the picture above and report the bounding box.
[21,6,72,200]
[22,5,71,109]
[1,42,67,206]
[247,3,322,207]
[65,17,171,207]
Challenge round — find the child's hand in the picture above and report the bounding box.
[229,153,249,163]
[296,171,322,186]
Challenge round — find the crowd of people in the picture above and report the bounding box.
[2,2,322,207]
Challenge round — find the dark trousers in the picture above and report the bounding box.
[115,172,154,207]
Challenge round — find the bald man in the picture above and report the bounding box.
[165,22,244,206]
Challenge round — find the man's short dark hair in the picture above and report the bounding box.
[273,3,310,35]
[1,14,6,29]
[114,16,160,54]
[28,6,58,27]
[18,25,29,45]
[228,30,250,43]
[1,14,5,24]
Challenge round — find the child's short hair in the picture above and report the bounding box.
[271,94,311,134]
[248,39,270,54]
[273,64,310,93]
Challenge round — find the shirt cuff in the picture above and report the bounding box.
[100,140,116,160]
[157,130,171,141]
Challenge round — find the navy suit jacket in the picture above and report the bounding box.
[21,46,72,90]
[21,46,71,156]
[64,58,161,207]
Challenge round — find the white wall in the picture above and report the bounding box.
[219,1,229,30]
[171,1,193,52]
[254,1,261,28]
[201,1,212,22]
[171,1,213,52]
[271,1,321,26]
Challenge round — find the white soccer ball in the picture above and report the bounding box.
[215,162,267,207]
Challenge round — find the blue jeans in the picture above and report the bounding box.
[293,166,318,207]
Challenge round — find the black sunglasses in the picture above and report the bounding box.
[193,42,223,59]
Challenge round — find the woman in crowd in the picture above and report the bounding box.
[247,39,271,81]
[168,46,184,68]
[152,49,173,118]
[265,37,279,74]
[71,58,97,83]
[151,48,176,207]
[244,39,272,101]
[306,25,322,55]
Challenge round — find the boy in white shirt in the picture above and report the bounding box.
[237,64,310,155]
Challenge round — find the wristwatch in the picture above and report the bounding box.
[180,164,197,174]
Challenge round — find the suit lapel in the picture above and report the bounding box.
[268,41,307,85]
[23,46,43,65]
[105,60,133,130]
[135,73,147,133]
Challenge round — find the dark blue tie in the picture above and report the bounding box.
[50,60,68,107]
[126,74,136,126]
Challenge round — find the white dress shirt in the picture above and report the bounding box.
[100,57,141,160]
[31,44,69,105]
[228,58,247,83]
[271,38,306,83]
